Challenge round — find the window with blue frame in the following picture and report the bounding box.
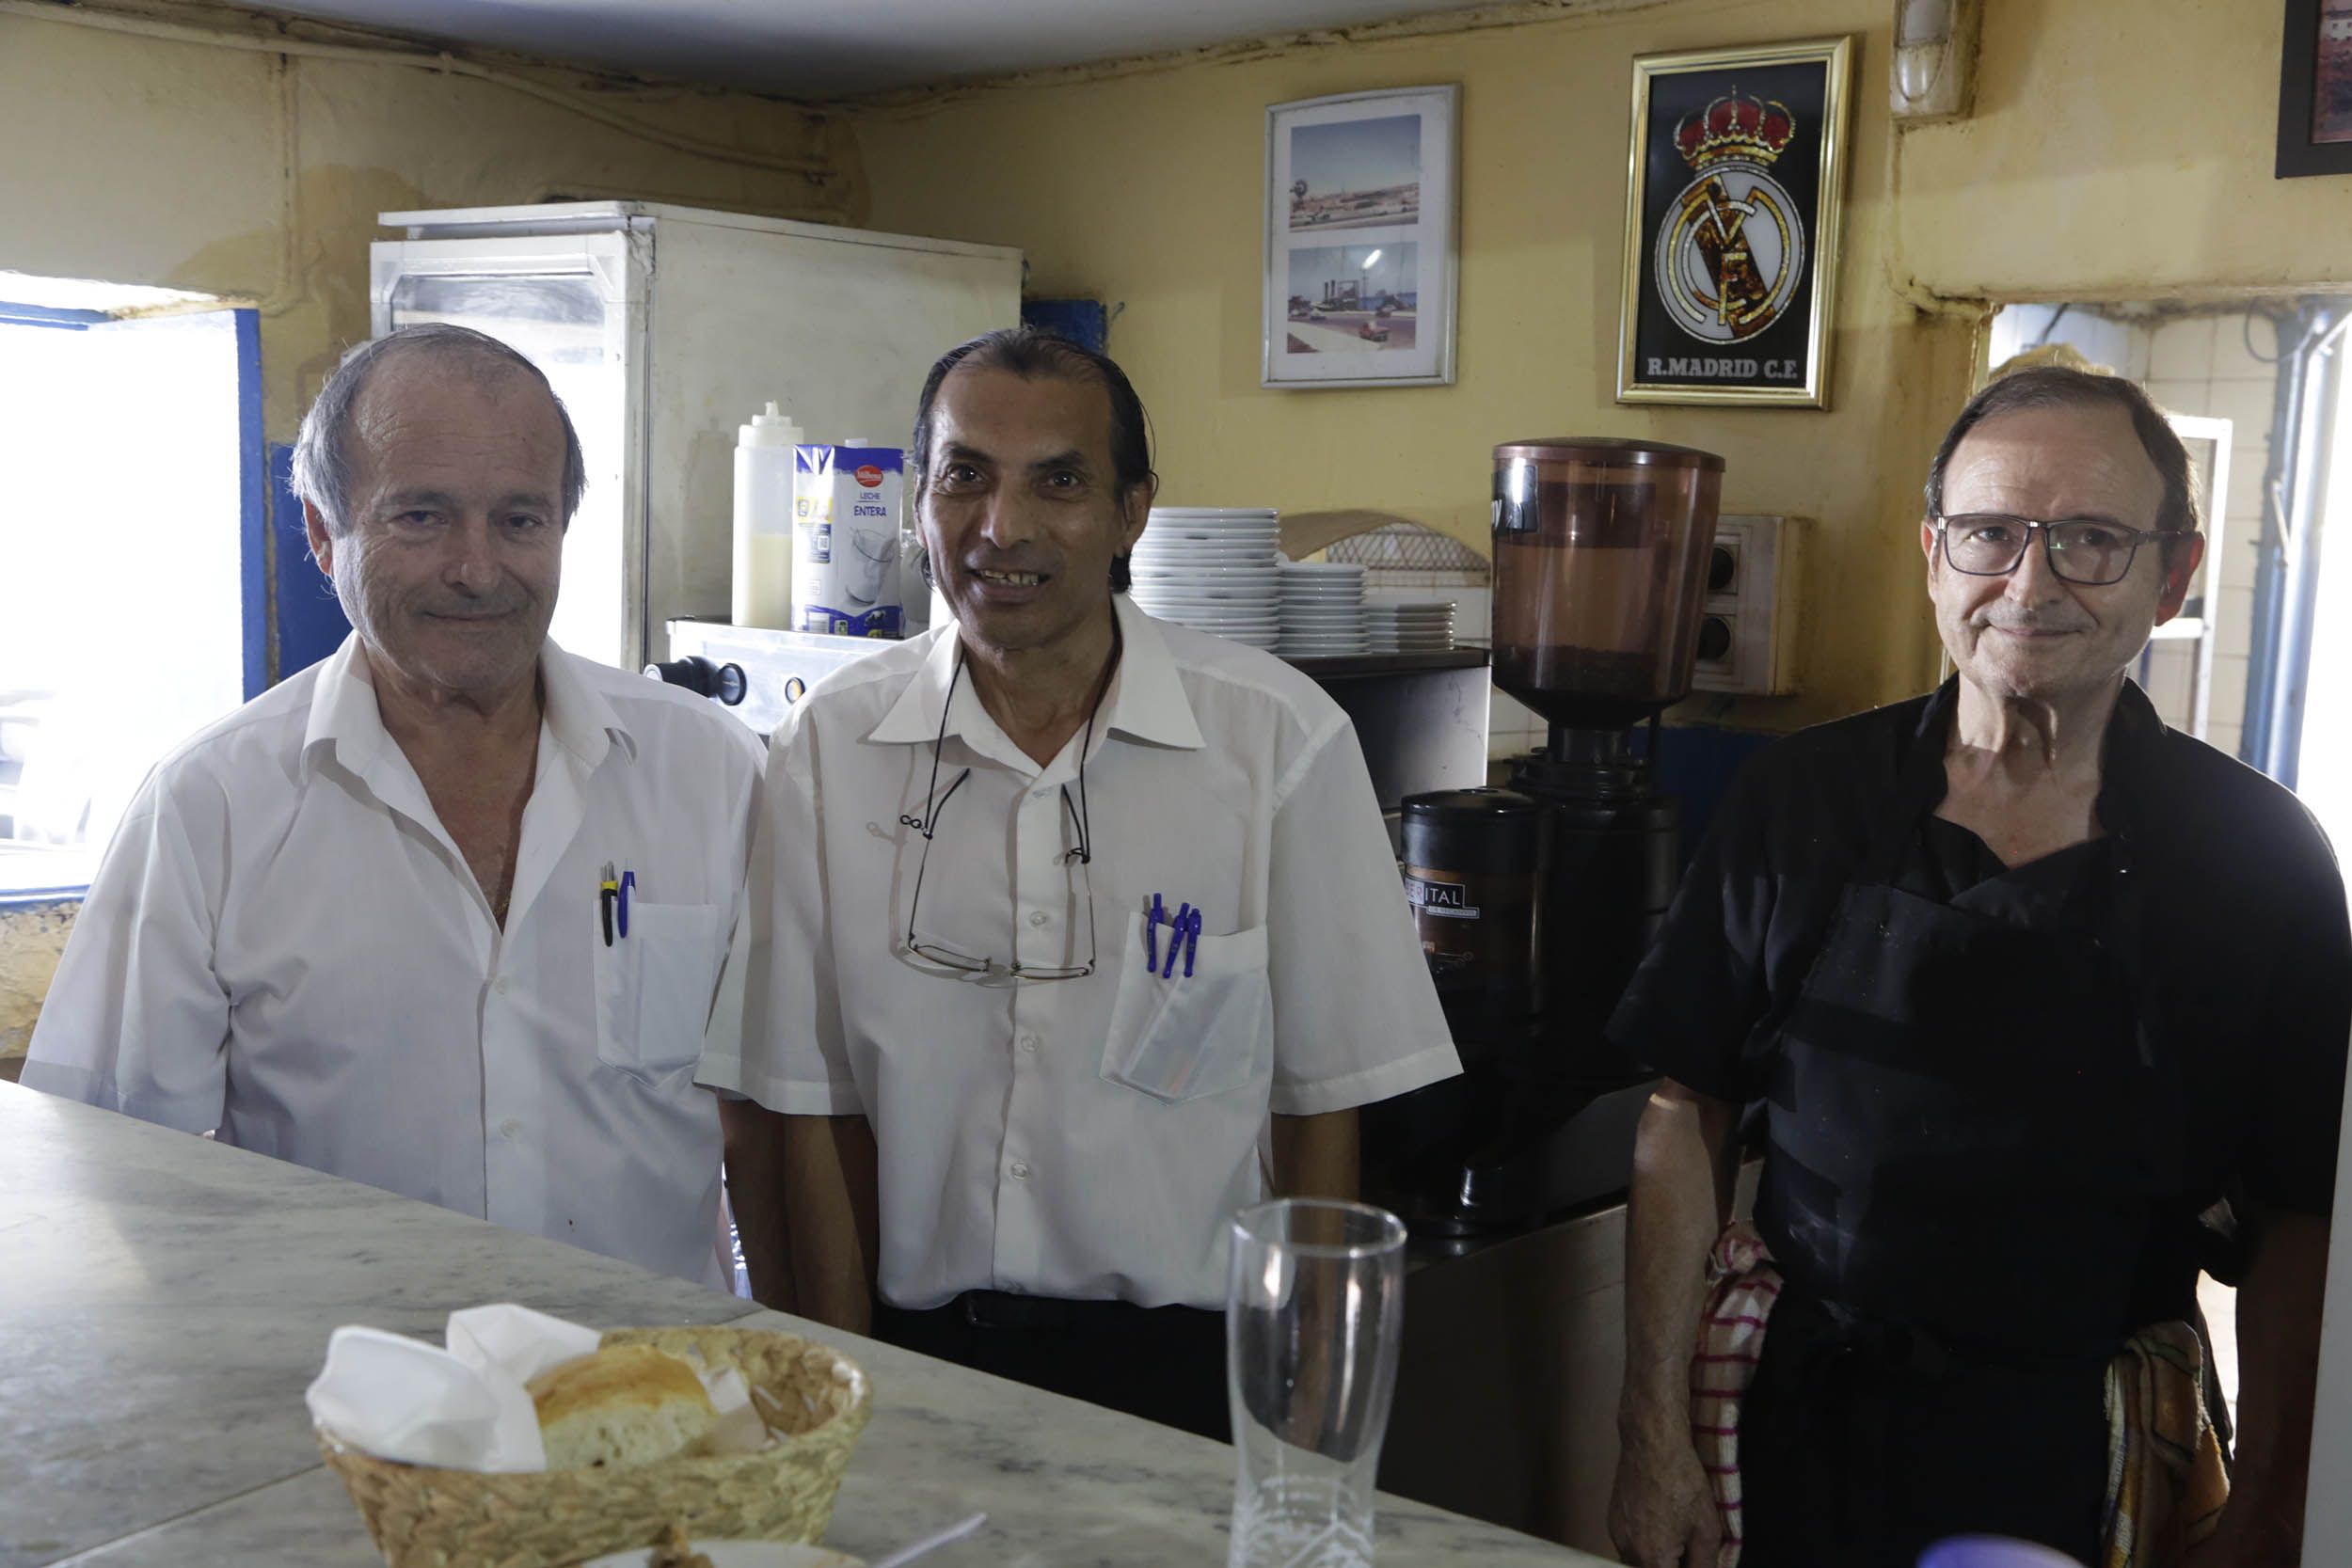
[0,282,263,896]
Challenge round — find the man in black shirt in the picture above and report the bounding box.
[1607,366,2348,1568]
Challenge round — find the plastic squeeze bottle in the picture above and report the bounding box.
[731,402,800,628]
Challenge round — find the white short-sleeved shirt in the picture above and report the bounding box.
[701,595,1458,1310]
[21,636,762,1285]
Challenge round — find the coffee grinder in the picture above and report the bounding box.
[1381,438,1725,1238]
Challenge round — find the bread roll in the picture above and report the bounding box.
[528,1343,718,1469]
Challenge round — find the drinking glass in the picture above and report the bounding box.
[1225,1197,1408,1568]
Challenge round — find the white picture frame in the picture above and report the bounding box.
[1263,85,1460,389]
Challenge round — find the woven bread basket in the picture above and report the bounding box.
[319,1325,871,1568]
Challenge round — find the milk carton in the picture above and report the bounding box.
[791,443,905,638]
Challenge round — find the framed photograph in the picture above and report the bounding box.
[2278,0,2352,178]
[1263,85,1459,388]
[1616,36,1853,407]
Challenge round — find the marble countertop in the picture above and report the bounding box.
[0,1082,1606,1567]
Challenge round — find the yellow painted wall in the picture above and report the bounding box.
[0,901,76,1071]
[0,8,852,443]
[1895,0,2352,302]
[849,0,1963,731]
[847,0,2349,731]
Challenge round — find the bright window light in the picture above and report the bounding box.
[0,284,247,895]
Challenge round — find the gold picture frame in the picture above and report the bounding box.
[1616,36,1854,408]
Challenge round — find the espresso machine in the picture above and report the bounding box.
[1374,437,1725,1239]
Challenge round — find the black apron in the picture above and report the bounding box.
[1737,721,2191,1568]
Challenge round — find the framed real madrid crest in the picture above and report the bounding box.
[1616,37,1853,407]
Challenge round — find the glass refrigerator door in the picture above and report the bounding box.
[370,232,646,671]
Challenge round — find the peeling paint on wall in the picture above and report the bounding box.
[0,899,79,1065]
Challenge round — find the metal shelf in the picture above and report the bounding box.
[1277,647,1490,678]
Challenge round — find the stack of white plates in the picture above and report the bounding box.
[1129,508,1279,648]
[1379,598,1457,651]
[1279,562,1367,657]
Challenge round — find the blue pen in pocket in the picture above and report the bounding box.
[1163,902,1192,978]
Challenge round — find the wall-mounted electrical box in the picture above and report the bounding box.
[1692,514,1804,696]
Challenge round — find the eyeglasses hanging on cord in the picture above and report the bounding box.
[899,632,1117,979]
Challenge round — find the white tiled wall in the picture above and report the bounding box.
[2143,310,2283,760]
[1987,303,2153,380]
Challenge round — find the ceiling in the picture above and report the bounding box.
[251,0,1512,99]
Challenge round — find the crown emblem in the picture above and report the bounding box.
[1673,87,1796,171]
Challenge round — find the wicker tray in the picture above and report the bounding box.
[320,1325,872,1568]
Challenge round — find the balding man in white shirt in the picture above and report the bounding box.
[710,328,1457,1435]
[22,325,759,1284]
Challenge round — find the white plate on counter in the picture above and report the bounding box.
[1144,523,1279,537]
[1137,531,1276,542]
[1141,618,1280,630]
[1161,611,1278,622]
[581,1544,863,1568]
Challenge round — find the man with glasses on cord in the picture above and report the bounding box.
[707,327,1457,1438]
[1607,365,2350,1568]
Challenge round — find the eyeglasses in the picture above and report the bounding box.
[897,646,1106,982]
[1931,513,2184,587]
[902,772,1098,980]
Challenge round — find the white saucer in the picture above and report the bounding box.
[581,1543,862,1568]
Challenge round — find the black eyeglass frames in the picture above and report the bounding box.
[901,773,1099,981]
[1931,513,2189,587]
[895,643,1105,982]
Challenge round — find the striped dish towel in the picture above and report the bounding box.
[2099,1321,2228,1568]
[1689,1221,1783,1567]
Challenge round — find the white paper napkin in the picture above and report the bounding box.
[304,1304,763,1472]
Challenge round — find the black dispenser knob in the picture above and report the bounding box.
[644,656,749,706]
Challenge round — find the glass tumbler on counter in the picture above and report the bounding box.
[1225,1198,1408,1568]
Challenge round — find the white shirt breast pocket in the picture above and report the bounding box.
[1100,913,1271,1103]
[594,901,722,1084]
